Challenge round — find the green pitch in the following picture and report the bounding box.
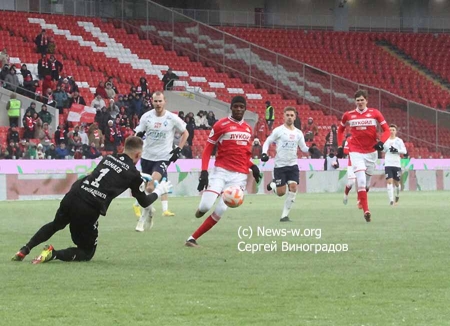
[1,192,449,326]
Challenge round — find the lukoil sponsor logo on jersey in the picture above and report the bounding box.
[348,118,376,127]
[229,133,251,141]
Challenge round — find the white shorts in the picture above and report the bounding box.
[349,151,377,175]
[207,167,248,195]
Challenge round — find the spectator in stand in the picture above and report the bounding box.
[254,117,268,141]
[36,143,45,159]
[0,64,9,81]
[114,119,123,148]
[78,123,89,145]
[49,55,63,82]
[294,110,301,130]
[251,138,263,159]
[42,75,55,93]
[4,66,19,91]
[7,124,20,144]
[25,102,37,117]
[7,93,21,126]
[206,111,217,128]
[68,90,86,107]
[35,30,49,55]
[129,86,137,98]
[141,100,152,116]
[38,104,52,125]
[105,82,116,100]
[265,101,275,131]
[54,124,68,145]
[324,147,339,171]
[0,144,6,159]
[116,95,127,112]
[18,139,28,155]
[67,76,79,93]
[104,120,117,152]
[116,106,129,126]
[138,77,149,95]
[122,124,134,143]
[195,110,210,130]
[178,111,185,121]
[53,85,68,114]
[33,112,43,139]
[55,143,69,159]
[107,76,119,95]
[185,114,196,146]
[5,140,22,159]
[85,142,101,159]
[59,77,72,94]
[95,106,110,134]
[130,113,139,130]
[324,124,338,156]
[37,54,50,80]
[20,64,33,87]
[95,81,108,100]
[303,117,318,142]
[45,143,57,159]
[88,123,104,149]
[47,36,56,54]
[130,93,143,118]
[31,80,42,101]
[0,48,9,68]
[308,143,323,159]
[162,67,179,91]
[44,88,56,107]
[91,94,106,111]
[68,134,83,156]
[181,143,193,159]
[26,142,37,159]
[107,99,119,119]
[40,122,53,150]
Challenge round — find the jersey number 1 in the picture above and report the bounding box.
[90,168,110,188]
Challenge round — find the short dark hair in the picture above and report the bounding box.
[389,124,398,130]
[124,136,143,152]
[354,89,368,99]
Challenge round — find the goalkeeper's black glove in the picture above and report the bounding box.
[336,147,344,159]
[250,165,261,183]
[389,146,399,153]
[169,146,182,163]
[373,141,384,151]
[261,153,269,162]
[136,131,145,139]
[197,170,209,192]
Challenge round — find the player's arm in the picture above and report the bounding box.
[337,113,348,158]
[197,125,222,191]
[398,139,407,154]
[377,112,390,143]
[130,175,171,207]
[134,113,148,138]
[261,130,277,162]
[297,131,309,153]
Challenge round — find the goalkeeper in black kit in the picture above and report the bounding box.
[12,136,172,264]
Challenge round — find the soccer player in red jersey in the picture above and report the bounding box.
[337,90,390,222]
[185,96,261,247]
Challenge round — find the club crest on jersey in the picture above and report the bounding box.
[289,134,295,140]
[209,129,214,137]
[163,120,168,126]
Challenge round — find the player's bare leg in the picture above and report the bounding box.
[394,180,400,204]
[386,178,394,206]
[343,178,355,205]
[355,170,370,222]
[279,182,297,222]
[186,190,220,247]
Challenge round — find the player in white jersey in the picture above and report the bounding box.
[383,124,406,205]
[134,91,189,231]
[261,107,309,222]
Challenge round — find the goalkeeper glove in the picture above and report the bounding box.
[250,165,261,183]
[197,170,209,192]
[261,153,269,162]
[373,141,384,151]
[169,146,182,163]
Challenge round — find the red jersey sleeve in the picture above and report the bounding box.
[201,123,224,171]
[337,112,348,147]
[376,110,390,143]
